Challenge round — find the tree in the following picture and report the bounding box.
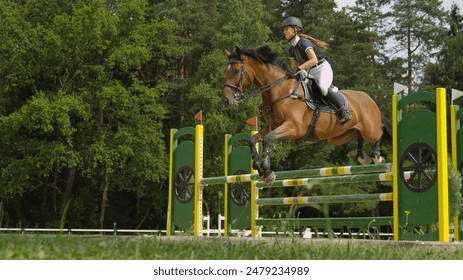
[387,0,447,92]
[0,0,174,228]
[149,0,218,133]
[423,3,463,93]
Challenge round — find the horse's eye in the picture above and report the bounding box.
[232,67,240,75]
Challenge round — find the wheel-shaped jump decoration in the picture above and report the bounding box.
[229,169,250,206]
[174,166,194,203]
[399,142,437,192]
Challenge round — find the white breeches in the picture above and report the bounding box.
[307,61,333,96]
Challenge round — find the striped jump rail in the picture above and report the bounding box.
[255,216,393,227]
[255,192,393,206]
[200,163,393,186]
[255,171,412,188]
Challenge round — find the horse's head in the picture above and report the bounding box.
[222,47,252,107]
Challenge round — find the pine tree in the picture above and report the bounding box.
[387,0,447,92]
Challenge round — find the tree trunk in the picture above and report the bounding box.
[59,167,76,216]
[99,163,109,229]
[53,164,59,214]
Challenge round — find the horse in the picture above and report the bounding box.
[222,45,392,183]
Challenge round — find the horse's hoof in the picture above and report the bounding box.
[264,171,276,185]
[373,156,385,164]
[357,155,372,165]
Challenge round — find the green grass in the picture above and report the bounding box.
[1,234,463,260]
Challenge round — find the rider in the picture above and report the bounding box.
[282,16,351,125]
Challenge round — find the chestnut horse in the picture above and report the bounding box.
[222,46,391,183]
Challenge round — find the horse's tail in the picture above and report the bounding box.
[381,114,393,143]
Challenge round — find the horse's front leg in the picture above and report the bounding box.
[260,135,276,183]
[248,133,264,176]
[259,123,296,184]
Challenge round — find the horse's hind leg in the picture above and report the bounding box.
[372,141,385,164]
[356,138,372,165]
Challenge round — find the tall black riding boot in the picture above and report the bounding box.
[325,87,351,125]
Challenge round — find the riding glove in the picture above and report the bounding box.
[286,67,300,77]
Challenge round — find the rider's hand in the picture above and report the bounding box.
[286,67,300,77]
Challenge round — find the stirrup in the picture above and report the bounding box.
[337,110,351,125]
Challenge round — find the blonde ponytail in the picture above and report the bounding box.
[299,34,328,51]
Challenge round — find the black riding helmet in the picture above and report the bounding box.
[281,16,303,31]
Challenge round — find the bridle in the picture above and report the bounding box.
[222,59,253,103]
[222,58,289,103]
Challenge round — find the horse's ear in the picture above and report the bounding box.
[235,46,241,56]
[224,49,231,58]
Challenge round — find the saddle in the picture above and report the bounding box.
[298,76,347,113]
[292,72,348,142]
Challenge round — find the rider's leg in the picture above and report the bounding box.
[313,62,351,125]
[325,87,351,125]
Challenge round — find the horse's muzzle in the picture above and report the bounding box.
[222,96,231,107]
[222,91,237,107]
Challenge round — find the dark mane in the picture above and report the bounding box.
[231,45,286,70]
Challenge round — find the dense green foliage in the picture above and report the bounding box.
[1,234,463,259]
[0,0,462,230]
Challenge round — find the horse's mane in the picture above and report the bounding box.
[231,45,287,71]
